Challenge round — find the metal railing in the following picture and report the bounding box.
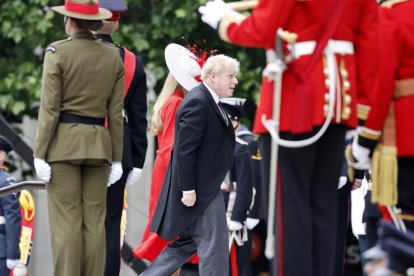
[0,181,46,197]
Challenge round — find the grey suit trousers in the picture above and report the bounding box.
[142,191,229,276]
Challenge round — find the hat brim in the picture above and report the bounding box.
[51,6,112,20]
[165,43,202,92]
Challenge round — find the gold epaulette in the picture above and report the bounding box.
[381,0,407,8]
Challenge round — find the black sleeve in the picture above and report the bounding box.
[231,144,254,223]
[125,54,148,168]
[176,99,208,191]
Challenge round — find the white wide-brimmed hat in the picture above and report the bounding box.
[165,43,203,92]
[51,0,112,20]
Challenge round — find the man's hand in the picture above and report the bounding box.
[181,191,196,207]
[246,218,260,230]
[126,167,142,186]
[7,259,20,270]
[34,158,51,182]
[198,0,229,29]
[227,220,243,231]
[108,162,123,187]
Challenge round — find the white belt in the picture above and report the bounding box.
[262,39,355,147]
[289,40,354,123]
[289,40,354,58]
[0,216,5,225]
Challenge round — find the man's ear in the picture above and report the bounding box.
[210,72,217,82]
[114,21,119,32]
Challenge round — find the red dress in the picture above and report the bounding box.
[133,90,198,263]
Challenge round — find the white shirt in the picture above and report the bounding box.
[204,82,228,123]
[203,82,220,105]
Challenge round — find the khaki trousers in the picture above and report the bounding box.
[47,159,109,276]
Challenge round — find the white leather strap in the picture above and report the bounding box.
[0,216,6,225]
[289,40,354,58]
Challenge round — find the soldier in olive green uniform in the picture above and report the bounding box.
[33,1,124,275]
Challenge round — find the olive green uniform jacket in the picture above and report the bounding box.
[34,32,124,163]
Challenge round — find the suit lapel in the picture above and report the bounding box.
[200,84,230,127]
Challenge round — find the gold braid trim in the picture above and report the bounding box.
[218,10,247,43]
[360,128,381,141]
[357,104,371,120]
[371,144,398,205]
[397,214,414,222]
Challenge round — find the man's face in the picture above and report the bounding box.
[211,68,238,99]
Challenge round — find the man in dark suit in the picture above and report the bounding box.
[92,1,148,275]
[141,54,240,276]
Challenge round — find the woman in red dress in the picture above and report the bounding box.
[133,44,204,268]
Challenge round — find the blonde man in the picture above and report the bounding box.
[142,55,239,276]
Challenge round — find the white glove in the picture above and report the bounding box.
[7,259,20,270]
[352,139,371,166]
[246,218,260,230]
[34,158,51,182]
[181,191,196,207]
[126,167,142,186]
[227,220,243,231]
[108,162,123,187]
[198,0,229,29]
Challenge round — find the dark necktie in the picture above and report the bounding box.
[218,102,229,125]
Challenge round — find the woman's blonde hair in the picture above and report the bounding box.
[150,73,181,135]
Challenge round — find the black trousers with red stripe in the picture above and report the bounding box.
[261,124,346,276]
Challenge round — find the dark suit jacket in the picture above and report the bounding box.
[150,83,235,240]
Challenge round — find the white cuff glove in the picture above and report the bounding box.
[181,191,196,207]
[34,158,51,182]
[246,218,260,230]
[126,167,142,186]
[7,259,20,270]
[108,162,123,187]
[352,138,371,166]
[198,0,229,29]
[227,220,243,231]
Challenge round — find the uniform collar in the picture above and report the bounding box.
[95,34,113,44]
[71,31,95,39]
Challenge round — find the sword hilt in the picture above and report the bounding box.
[275,28,298,63]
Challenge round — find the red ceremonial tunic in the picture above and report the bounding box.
[133,90,198,263]
[219,0,378,134]
[364,1,414,156]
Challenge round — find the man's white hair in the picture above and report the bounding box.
[201,54,240,80]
